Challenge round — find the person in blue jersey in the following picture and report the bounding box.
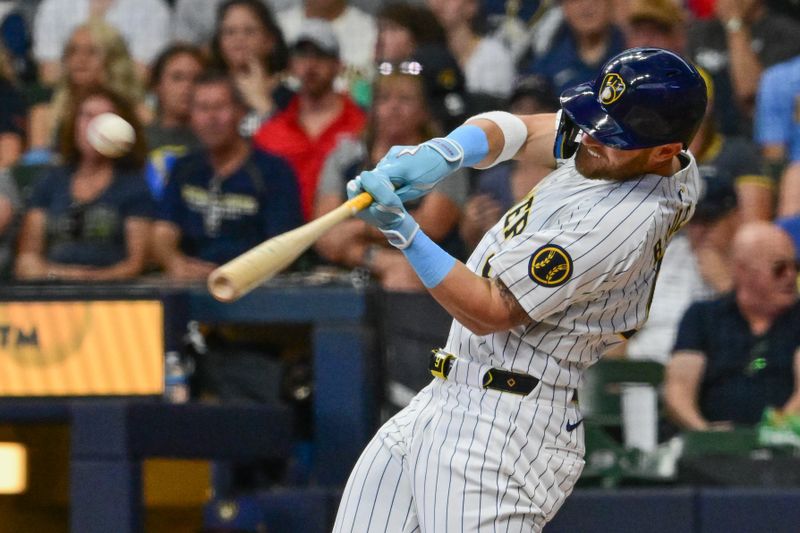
[153,72,302,280]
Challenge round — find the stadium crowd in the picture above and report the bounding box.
[1,0,800,431]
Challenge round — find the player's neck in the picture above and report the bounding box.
[650,155,683,177]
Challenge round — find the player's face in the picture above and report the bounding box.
[157,53,204,123]
[190,83,244,151]
[574,134,654,180]
[76,96,116,158]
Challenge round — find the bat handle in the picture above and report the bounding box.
[344,191,374,214]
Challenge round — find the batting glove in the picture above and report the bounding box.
[347,170,420,249]
[375,138,464,202]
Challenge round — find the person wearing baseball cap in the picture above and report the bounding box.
[254,18,366,221]
[290,17,340,59]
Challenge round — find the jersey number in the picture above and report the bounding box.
[503,194,534,240]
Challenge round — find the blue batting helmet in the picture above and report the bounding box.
[559,48,707,150]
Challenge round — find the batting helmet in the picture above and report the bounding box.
[559,47,707,150]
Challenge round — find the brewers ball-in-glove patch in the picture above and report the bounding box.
[528,244,573,287]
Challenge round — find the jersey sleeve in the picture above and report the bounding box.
[489,218,647,323]
[672,301,709,355]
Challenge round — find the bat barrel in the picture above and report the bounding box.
[207,271,239,302]
[206,191,374,303]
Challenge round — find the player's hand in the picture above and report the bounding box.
[347,170,420,249]
[375,138,464,202]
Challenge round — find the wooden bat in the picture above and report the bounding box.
[207,192,373,302]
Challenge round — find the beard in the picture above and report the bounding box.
[574,144,653,181]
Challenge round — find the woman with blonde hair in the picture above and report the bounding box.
[27,18,146,161]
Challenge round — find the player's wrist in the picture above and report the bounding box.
[400,230,456,288]
[381,214,420,249]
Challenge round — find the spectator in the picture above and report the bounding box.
[27,18,147,160]
[481,0,552,63]
[523,0,625,95]
[426,0,514,99]
[314,59,468,291]
[0,168,20,278]
[277,0,377,103]
[210,0,293,137]
[689,70,772,222]
[32,0,171,85]
[375,2,446,63]
[153,73,302,280]
[459,75,558,250]
[687,0,800,136]
[0,44,25,168]
[253,20,366,221]
[0,1,35,82]
[14,87,153,281]
[625,0,686,53]
[755,55,800,217]
[173,0,298,47]
[664,222,800,430]
[144,44,206,200]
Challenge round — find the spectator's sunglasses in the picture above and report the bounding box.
[377,61,423,77]
[769,258,800,279]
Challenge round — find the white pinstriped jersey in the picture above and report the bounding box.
[443,152,701,390]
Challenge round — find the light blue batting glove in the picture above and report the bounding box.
[347,171,420,249]
[375,138,464,202]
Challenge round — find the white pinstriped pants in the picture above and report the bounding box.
[333,378,585,532]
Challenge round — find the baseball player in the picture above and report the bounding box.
[333,48,707,532]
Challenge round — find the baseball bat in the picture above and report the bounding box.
[207,191,373,302]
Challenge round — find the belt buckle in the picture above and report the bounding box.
[430,351,455,380]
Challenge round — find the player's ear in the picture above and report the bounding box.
[650,143,682,165]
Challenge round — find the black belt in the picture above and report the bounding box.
[429,351,540,396]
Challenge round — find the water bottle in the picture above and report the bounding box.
[164,350,191,404]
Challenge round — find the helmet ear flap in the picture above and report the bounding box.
[554,110,583,159]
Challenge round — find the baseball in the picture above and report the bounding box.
[87,112,135,158]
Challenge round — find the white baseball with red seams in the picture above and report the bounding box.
[87,112,135,158]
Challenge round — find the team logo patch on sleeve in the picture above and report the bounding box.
[529,244,573,287]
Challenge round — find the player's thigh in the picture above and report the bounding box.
[332,428,419,533]
[333,389,441,533]
[412,388,584,531]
